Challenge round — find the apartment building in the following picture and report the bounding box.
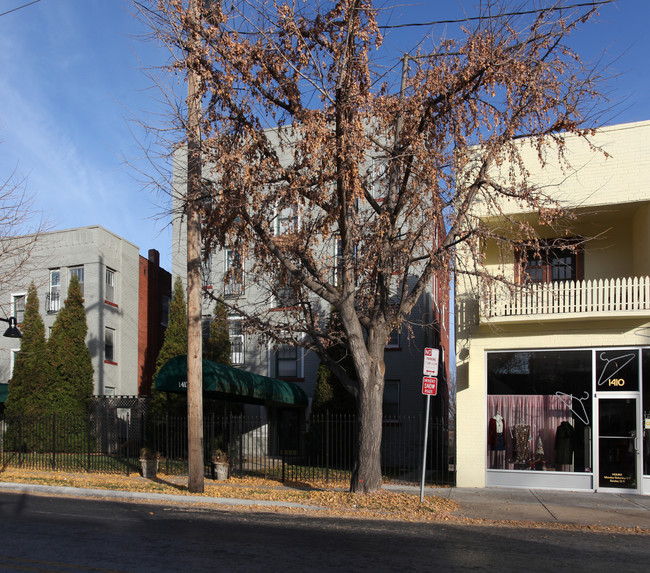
[0,226,170,401]
[455,120,650,495]
[171,146,450,424]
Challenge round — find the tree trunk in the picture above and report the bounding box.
[350,353,385,493]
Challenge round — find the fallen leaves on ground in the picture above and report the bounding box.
[0,469,458,522]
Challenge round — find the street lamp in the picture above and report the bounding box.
[0,317,21,338]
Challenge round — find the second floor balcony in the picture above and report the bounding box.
[224,280,245,297]
[482,276,650,321]
[46,292,60,314]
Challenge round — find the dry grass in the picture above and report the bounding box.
[0,468,458,522]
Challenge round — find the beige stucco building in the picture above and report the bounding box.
[455,120,650,494]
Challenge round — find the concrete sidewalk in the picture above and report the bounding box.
[0,479,648,529]
[427,486,650,529]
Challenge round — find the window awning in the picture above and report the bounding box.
[155,355,308,407]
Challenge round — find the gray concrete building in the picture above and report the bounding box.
[0,226,141,398]
[170,148,448,422]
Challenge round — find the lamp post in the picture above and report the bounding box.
[0,317,21,339]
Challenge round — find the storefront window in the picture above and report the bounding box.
[487,350,592,472]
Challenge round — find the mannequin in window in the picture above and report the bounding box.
[555,420,575,471]
[488,413,506,468]
[513,421,530,467]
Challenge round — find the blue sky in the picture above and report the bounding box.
[0,0,648,272]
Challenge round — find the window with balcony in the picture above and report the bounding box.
[69,266,84,298]
[47,269,60,313]
[517,238,583,284]
[225,249,244,297]
[105,268,116,304]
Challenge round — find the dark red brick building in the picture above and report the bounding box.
[138,249,171,395]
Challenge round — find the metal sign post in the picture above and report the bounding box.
[420,349,439,503]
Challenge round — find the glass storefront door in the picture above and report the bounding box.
[598,397,639,490]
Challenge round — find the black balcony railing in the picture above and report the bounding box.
[224,281,244,297]
[46,292,60,313]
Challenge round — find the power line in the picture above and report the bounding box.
[0,0,42,18]
[377,1,614,29]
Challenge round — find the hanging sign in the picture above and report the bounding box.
[423,347,439,377]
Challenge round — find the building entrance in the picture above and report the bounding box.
[597,396,640,491]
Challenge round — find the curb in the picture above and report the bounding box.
[0,481,326,511]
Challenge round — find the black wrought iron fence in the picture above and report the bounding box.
[0,411,455,486]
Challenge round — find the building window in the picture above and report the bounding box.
[104,386,116,396]
[275,204,298,235]
[229,318,244,365]
[385,329,400,349]
[273,270,299,309]
[9,348,19,381]
[369,157,388,202]
[333,236,342,286]
[517,238,583,284]
[201,248,213,289]
[276,344,301,379]
[12,293,26,324]
[383,380,400,418]
[332,234,357,287]
[161,295,170,327]
[201,315,212,342]
[487,350,593,472]
[105,268,115,303]
[104,327,115,363]
[47,269,60,313]
[69,266,84,298]
[225,250,244,297]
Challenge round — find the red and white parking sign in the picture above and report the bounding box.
[422,376,438,396]
[423,347,439,377]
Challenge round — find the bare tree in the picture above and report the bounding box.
[0,160,48,315]
[133,0,611,493]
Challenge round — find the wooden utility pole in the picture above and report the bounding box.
[186,0,204,494]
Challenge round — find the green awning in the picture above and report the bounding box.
[155,355,308,407]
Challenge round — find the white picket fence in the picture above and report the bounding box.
[484,276,650,318]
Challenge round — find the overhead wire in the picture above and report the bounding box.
[377,1,614,29]
[0,0,42,18]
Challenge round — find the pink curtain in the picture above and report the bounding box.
[487,395,571,469]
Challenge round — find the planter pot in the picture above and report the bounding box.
[140,458,159,479]
[212,461,228,480]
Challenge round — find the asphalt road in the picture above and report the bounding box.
[0,491,647,572]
